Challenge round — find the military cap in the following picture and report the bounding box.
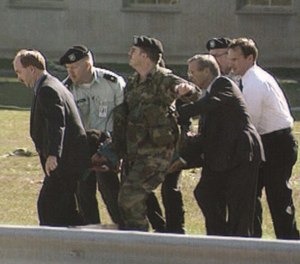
[206,37,232,51]
[59,45,90,65]
[133,35,164,54]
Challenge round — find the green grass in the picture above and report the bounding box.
[0,109,299,239]
[0,111,40,225]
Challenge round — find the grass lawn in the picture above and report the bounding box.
[0,113,299,238]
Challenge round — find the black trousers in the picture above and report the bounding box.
[161,171,185,233]
[76,170,121,225]
[254,129,299,239]
[194,160,259,237]
[38,171,83,227]
[146,192,166,232]
[146,171,185,234]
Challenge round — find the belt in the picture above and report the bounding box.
[263,127,291,137]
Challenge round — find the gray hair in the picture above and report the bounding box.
[86,51,94,65]
[187,54,220,77]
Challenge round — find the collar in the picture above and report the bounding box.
[90,67,99,84]
[74,67,98,88]
[206,77,218,93]
[133,65,157,84]
[241,63,256,81]
[135,65,172,83]
[33,72,47,95]
[143,64,158,79]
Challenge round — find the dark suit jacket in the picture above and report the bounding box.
[179,76,264,172]
[30,73,89,177]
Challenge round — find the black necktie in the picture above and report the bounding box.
[239,79,243,92]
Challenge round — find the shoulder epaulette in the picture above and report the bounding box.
[103,73,117,83]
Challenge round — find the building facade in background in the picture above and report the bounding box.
[0,0,298,67]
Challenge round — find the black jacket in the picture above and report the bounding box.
[179,76,264,172]
[30,73,89,177]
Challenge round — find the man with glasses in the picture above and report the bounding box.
[178,54,264,236]
[206,37,235,78]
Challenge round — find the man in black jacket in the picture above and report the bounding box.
[13,49,89,226]
[178,54,264,236]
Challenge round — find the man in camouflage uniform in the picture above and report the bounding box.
[115,36,201,231]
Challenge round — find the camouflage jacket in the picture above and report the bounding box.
[114,65,200,158]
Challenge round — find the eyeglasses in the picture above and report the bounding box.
[211,52,228,58]
[187,67,205,79]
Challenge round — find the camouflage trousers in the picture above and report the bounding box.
[119,147,174,231]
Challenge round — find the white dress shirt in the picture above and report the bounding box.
[241,64,293,135]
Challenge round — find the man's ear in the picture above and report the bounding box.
[141,52,148,59]
[246,54,254,63]
[28,65,35,73]
[203,67,210,75]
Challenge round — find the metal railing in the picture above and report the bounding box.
[0,225,300,264]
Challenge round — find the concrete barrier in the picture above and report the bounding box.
[0,225,299,264]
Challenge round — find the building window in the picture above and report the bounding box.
[237,0,294,14]
[125,0,179,5]
[8,0,66,10]
[239,0,292,7]
[123,0,180,12]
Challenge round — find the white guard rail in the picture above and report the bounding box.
[0,225,299,264]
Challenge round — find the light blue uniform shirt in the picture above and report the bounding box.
[69,67,125,132]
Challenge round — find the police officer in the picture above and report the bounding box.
[59,45,125,226]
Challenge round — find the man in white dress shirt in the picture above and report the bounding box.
[228,38,299,239]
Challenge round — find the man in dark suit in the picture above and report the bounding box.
[178,54,264,237]
[13,49,89,227]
